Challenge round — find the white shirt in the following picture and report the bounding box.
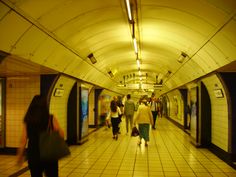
[106,106,121,119]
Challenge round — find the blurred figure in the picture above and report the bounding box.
[106,100,122,140]
[150,96,158,129]
[157,98,163,118]
[124,94,135,134]
[134,98,153,146]
[17,95,64,177]
[114,95,124,133]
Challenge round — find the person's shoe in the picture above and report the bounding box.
[113,136,115,139]
[145,142,148,147]
[115,135,118,140]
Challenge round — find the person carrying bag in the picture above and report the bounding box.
[17,95,70,177]
[39,115,70,161]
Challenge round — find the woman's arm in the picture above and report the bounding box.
[52,115,65,139]
[148,108,154,125]
[17,123,27,166]
[106,111,111,120]
[117,106,122,115]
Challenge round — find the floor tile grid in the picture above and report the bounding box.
[170,127,231,176]
[160,120,217,176]
[155,119,235,177]
[60,129,122,176]
[62,126,138,177]
[151,123,182,177]
[1,117,236,177]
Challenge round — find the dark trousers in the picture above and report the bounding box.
[111,117,120,135]
[29,160,58,177]
[152,111,158,127]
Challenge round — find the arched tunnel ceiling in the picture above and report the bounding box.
[0,0,236,95]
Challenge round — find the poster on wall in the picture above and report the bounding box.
[173,95,182,120]
[79,86,89,142]
[99,94,111,125]
[189,87,198,143]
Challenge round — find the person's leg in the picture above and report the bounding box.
[28,160,43,177]
[130,114,134,132]
[113,118,120,140]
[143,124,150,146]
[154,112,158,128]
[29,167,43,177]
[152,111,157,129]
[137,124,144,145]
[125,115,129,133]
[44,161,58,177]
[111,118,116,138]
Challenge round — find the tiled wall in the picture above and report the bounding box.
[6,76,40,147]
[50,75,76,139]
[202,74,228,152]
[166,75,228,152]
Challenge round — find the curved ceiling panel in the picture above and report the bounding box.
[0,10,31,52]
[0,0,236,95]
[12,26,48,60]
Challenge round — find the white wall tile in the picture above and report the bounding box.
[6,76,40,147]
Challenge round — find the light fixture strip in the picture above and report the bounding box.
[133,38,138,54]
[138,70,141,76]
[125,0,132,21]
[136,59,140,68]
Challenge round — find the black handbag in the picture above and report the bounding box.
[131,126,139,137]
[39,116,70,161]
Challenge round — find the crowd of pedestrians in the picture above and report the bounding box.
[106,93,163,147]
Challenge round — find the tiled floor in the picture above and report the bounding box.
[1,117,236,177]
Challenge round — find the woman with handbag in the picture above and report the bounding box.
[106,99,122,140]
[134,97,154,146]
[17,95,65,177]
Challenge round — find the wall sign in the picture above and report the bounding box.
[214,89,224,98]
[54,88,64,97]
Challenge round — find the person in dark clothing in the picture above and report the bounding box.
[106,100,122,140]
[150,96,158,129]
[111,96,124,133]
[17,95,65,177]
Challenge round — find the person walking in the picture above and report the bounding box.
[124,94,135,134]
[150,96,158,129]
[17,95,65,177]
[106,100,122,140]
[134,98,153,147]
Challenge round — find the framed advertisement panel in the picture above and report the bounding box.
[189,86,198,145]
[79,86,89,143]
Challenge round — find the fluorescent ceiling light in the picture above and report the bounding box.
[133,38,138,54]
[138,70,141,76]
[125,0,132,21]
[136,59,140,68]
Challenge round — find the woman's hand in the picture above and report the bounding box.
[16,123,27,167]
[16,153,25,167]
[52,115,65,139]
